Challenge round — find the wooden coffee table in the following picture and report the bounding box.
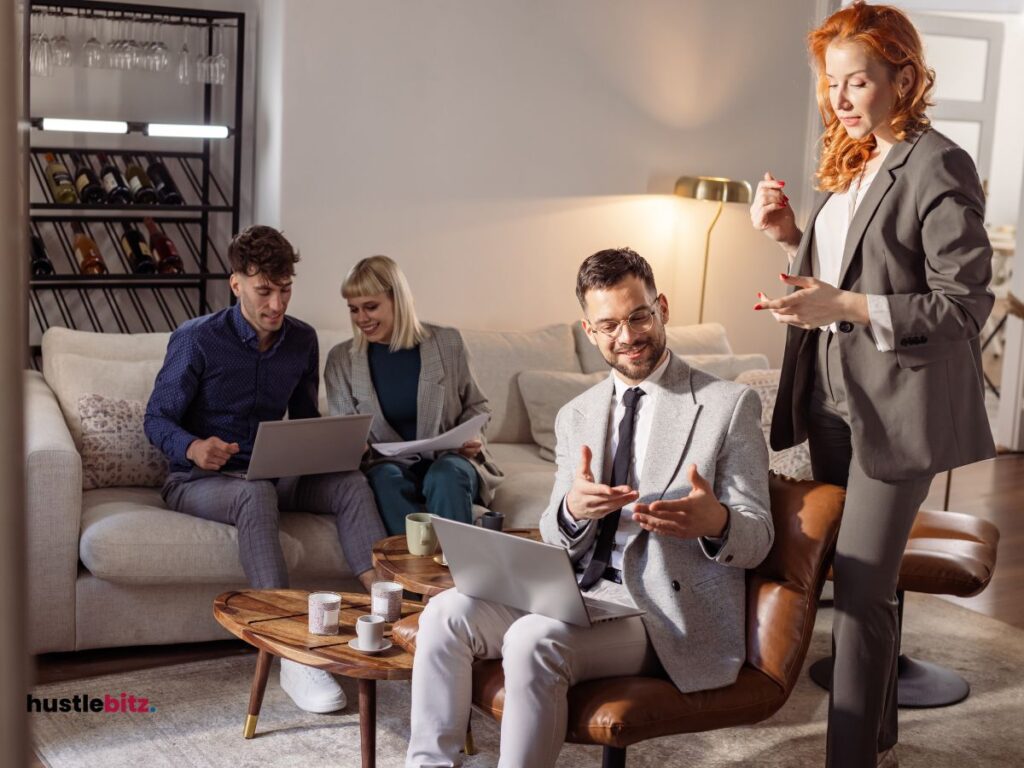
[213,589,422,768]
[372,528,542,598]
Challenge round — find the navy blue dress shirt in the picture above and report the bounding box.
[144,304,320,473]
[367,342,420,441]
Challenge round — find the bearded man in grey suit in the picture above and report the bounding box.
[405,248,774,768]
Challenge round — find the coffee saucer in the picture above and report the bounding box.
[432,554,448,568]
[348,638,393,655]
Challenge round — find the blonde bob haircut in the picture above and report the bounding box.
[341,255,429,352]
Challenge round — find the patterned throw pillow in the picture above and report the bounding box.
[78,394,169,490]
[734,369,813,481]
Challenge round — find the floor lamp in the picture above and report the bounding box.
[674,175,753,323]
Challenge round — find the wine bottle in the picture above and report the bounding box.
[120,223,157,274]
[70,153,105,204]
[70,222,108,275]
[97,153,132,205]
[145,155,184,205]
[30,233,55,276]
[143,217,185,274]
[44,153,78,204]
[123,155,158,204]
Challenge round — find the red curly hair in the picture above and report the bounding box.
[809,1,935,193]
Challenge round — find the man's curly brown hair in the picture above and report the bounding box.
[228,225,300,282]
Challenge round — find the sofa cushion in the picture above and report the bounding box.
[79,488,353,585]
[79,394,168,490]
[45,352,165,449]
[489,470,557,529]
[459,325,581,444]
[735,369,812,480]
[573,322,732,373]
[487,442,555,475]
[519,371,606,460]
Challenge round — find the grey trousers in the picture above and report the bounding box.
[809,331,932,768]
[162,469,386,588]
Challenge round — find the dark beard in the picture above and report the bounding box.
[603,336,666,381]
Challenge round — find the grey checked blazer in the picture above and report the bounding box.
[772,129,996,481]
[539,354,773,693]
[324,323,503,505]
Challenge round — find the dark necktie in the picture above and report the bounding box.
[578,386,645,590]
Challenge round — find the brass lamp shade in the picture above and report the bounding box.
[673,175,753,323]
[674,175,752,204]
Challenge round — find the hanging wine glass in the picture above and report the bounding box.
[152,17,170,72]
[52,12,73,67]
[30,12,53,78]
[82,13,106,69]
[176,23,192,85]
[211,24,228,86]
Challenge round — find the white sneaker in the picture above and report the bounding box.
[280,658,347,713]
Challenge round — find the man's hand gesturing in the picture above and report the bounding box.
[565,445,638,521]
[632,464,728,539]
[186,437,240,470]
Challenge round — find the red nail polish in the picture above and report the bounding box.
[754,304,762,310]
[778,181,786,187]
[780,273,787,279]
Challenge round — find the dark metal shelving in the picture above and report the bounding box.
[26,0,245,357]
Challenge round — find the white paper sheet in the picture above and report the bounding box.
[372,413,490,459]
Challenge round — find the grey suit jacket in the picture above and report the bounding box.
[539,354,773,693]
[324,323,503,505]
[772,129,996,481]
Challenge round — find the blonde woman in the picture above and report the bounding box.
[325,256,503,535]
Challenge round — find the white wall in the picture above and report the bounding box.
[258,0,817,364]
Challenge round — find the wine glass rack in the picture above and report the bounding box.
[25,0,246,364]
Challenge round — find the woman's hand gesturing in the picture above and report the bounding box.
[751,171,801,256]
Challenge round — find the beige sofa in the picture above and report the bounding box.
[26,321,788,654]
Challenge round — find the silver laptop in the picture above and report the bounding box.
[431,516,645,627]
[223,414,373,481]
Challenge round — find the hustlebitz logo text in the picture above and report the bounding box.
[27,691,156,714]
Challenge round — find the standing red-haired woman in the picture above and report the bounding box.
[749,2,994,766]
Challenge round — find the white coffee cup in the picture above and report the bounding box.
[308,592,341,635]
[356,614,386,650]
[371,581,403,623]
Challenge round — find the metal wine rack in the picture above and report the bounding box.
[25,0,246,363]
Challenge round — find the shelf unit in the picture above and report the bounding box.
[25,0,246,361]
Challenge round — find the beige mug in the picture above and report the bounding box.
[406,513,438,556]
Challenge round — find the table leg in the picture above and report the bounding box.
[359,678,377,768]
[244,649,273,739]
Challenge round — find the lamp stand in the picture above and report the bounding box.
[697,200,724,324]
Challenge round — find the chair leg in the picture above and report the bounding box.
[602,746,627,768]
[807,590,971,708]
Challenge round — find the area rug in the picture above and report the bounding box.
[30,593,1024,767]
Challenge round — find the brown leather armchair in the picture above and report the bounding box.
[393,474,846,767]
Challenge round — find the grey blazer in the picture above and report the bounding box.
[539,354,774,693]
[324,323,504,505]
[772,129,996,481]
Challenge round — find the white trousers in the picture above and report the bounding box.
[405,583,656,768]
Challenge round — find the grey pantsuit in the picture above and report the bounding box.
[773,130,996,768]
[809,331,932,762]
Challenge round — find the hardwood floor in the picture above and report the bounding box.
[27,452,1024,767]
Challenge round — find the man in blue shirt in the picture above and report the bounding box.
[145,225,386,715]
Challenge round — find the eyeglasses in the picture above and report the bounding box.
[588,301,660,339]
